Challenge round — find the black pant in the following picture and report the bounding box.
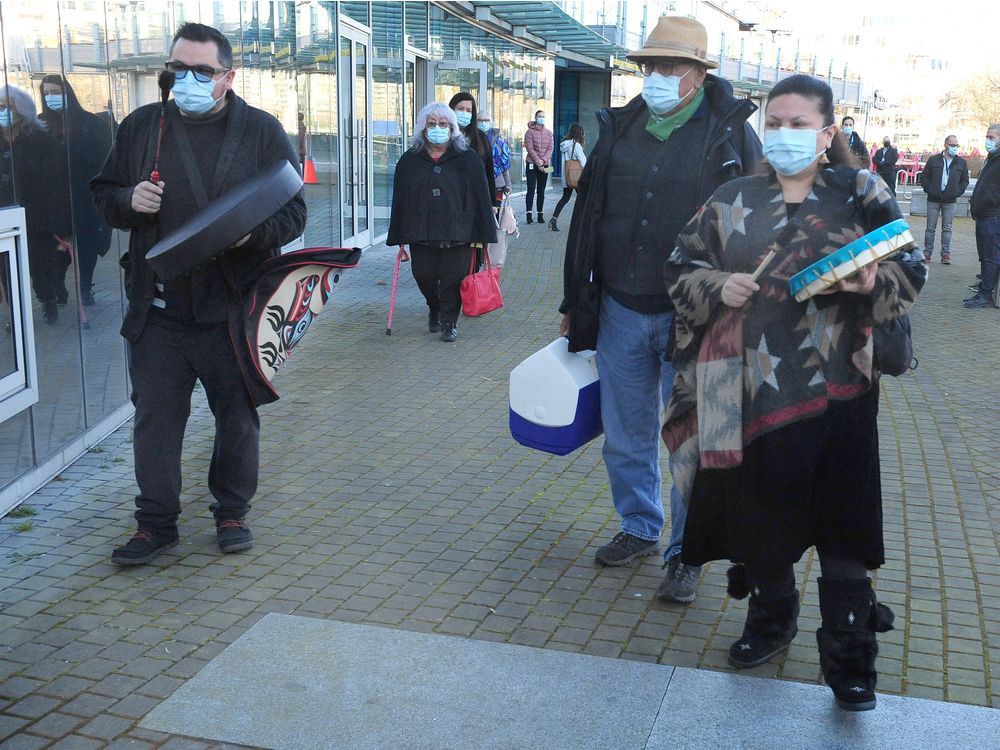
[26,232,70,304]
[877,169,896,195]
[409,243,473,324]
[127,318,260,531]
[552,187,575,219]
[525,165,548,213]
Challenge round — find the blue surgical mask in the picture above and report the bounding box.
[455,110,472,127]
[946,145,958,157]
[763,126,829,176]
[986,139,998,154]
[45,94,65,111]
[842,125,853,136]
[0,110,12,128]
[642,68,693,116]
[427,126,450,145]
[477,121,491,133]
[172,73,224,116]
[535,116,545,126]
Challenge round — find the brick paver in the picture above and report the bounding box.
[1,195,998,746]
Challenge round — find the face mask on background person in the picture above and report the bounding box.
[842,125,853,137]
[883,140,891,148]
[477,120,491,133]
[454,110,472,127]
[44,94,65,111]
[986,139,999,154]
[172,73,224,116]
[535,116,545,126]
[0,110,12,128]
[763,126,829,176]
[641,67,694,116]
[946,145,959,157]
[427,126,450,145]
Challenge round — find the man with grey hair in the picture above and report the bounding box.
[559,16,761,604]
[966,124,1000,307]
[919,134,968,264]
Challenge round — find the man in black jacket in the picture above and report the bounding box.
[559,16,761,604]
[965,124,1000,308]
[92,22,307,565]
[841,116,870,168]
[873,137,899,195]
[919,135,969,264]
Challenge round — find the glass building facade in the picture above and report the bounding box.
[0,1,579,509]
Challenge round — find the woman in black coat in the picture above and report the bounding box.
[40,74,114,306]
[387,102,497,342]
[0,85,73,324]
[448,92,499,208]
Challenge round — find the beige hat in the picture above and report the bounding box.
[626,16,718,69]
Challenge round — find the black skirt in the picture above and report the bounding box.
[681,386,884,569]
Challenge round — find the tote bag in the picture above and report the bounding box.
[564,142,583,189]
[460,246,503,316]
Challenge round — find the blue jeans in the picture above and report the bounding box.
[596,292,686,560]
[924,201,955,256]
[975,217,1000,294]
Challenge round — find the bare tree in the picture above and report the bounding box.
[940,69,1000,129]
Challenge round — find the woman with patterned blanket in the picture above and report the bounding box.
[662,75,926,711]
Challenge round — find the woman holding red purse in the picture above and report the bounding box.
[387,102,497,342]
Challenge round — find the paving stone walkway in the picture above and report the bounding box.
[0,194,998,748]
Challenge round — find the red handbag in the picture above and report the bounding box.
[460,246,503,316]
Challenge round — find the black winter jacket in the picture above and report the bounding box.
[386,145,497,247]
[919,152,970,203]
[970,151,1000,220]
[873,146,898,179]
[91,93,307,342]
[560,76,762,351]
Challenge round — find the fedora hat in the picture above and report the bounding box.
[627,16,718,69]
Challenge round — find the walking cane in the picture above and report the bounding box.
[386,245,409,335]
[55,235,89,329]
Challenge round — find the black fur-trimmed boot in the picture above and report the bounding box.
[728,566,800,669]
[816,577,895,712]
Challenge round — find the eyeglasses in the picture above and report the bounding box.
[639,60,693,77]
[165,61,230,83]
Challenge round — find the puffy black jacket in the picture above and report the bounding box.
[970,151,1000,219]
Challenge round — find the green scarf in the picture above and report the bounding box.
[645,88,705,142]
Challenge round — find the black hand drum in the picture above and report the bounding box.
[145,160,303,280]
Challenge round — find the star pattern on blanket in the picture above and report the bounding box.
[745,333,781,397]
[715,191,753,241]
[795,299,845,361]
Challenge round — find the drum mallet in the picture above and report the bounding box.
[150,70,174,183]
[751,219,800,283]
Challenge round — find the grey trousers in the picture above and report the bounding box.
[923,201,955,256]
[127,319,260,531]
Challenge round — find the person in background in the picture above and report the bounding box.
[664,74,925,712]
[873,137,898,195]
[0,85,72,325]
[919,135,968,264]
[297,111,308,176]
[523,109,553,224]
[964,123,1000,308]
[478,110,512,202]
[841,116,869,169]
[559,16,761,604]
[449,93,498,208]
[39,74,114,306]
[387,103,497,342]
[548,122,585,232]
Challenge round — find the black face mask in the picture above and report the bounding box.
[883,142,890,147]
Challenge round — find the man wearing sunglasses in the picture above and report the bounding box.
[559,16,761,604]
[92,22,306,566]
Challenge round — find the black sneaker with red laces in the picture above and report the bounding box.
[217,518,254,553]
[111,528,179,566]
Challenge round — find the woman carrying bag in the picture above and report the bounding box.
[549,123,586,232]
[386,103,496,342]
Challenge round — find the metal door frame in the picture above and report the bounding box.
[339,20,373,249]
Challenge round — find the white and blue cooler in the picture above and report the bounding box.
[509,338,602,455]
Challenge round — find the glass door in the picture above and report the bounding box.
[339,24,373,248]
[428,61,487,109]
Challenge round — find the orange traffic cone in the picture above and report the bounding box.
[303,157,318,185]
